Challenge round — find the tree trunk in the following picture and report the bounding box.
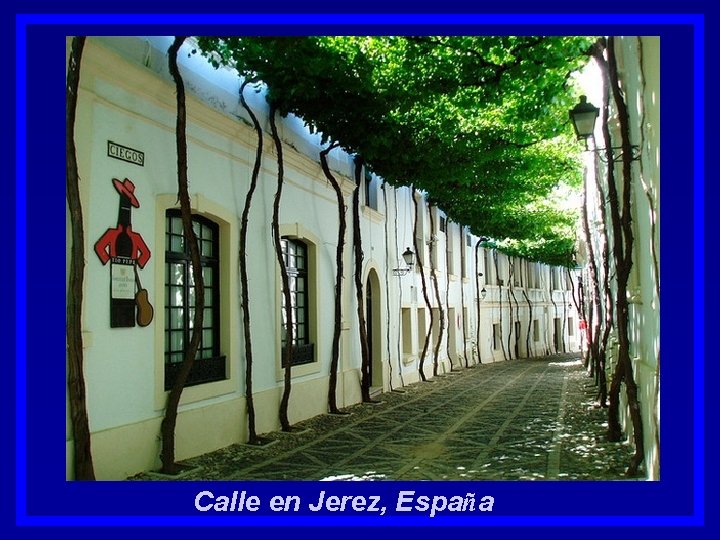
[381,182,396,390]
[320,142,347,413]
[238,80,262,442]
[269,104,294,432]
[523,262,534,357]
[511,262,523,358]
[561,290,568,353]
[506,289,514,359]
[577,274,588,358]
[508,263,520,359]
[493,251,508,361]
[596,38,645,475]
[428,204,444,376]
[474,239,484,364]
[607,36,644,476]
[391,186,406,388]
[352,157,374,402]
[581,166,602,382]
[66,35,95,480]
[161,36,205,474]
[593,152,613,407]
[445,233,452,371]
[523,289,533,358]
[412,189,432,382]
[460,231,468,367]
[549,281,560,354]
[586,285,596,377]
[541,271,551,356]
[567,268,580,314]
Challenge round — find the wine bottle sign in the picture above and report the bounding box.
[94,178,153,328]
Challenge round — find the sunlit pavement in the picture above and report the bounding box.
[137,353,639,481]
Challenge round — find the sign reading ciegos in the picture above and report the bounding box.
[107,140,145,166]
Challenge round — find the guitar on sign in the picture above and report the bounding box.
[134,264,154,327]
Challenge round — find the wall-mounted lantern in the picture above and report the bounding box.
[568,95,640,162]
[569,95,599,146]
[393,247,415,277]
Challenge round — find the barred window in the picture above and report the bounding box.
[281,238,314,367]
[164,210,224,390]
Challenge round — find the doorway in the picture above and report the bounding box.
[366,270,383,389]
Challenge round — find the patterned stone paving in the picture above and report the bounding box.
[133,353,640,481]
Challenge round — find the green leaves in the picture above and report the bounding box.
[195,35,595,265]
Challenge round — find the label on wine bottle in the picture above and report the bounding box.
[111,258,135,299]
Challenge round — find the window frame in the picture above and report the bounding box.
[363,167,379,211]
[275,224,321,380]
[280,237,314,368]
[164,210,225,390]
[493,323,501,350]
[446,222,456,276]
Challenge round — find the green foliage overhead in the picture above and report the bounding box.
[195,35,594,265]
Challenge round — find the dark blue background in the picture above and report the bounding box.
[6,1,717,532]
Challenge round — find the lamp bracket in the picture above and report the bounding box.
[393,267,411,277]
[594,145,641,163]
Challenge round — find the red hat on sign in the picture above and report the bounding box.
[112,177,140,208]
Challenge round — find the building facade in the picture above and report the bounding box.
[66,36,580,480]
[579,36,660,479]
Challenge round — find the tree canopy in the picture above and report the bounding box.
[195,35,594,265]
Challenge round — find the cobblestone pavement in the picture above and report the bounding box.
[135,353,640,481]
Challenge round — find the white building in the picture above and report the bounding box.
[577,36,660,479]
[66,36,580,480]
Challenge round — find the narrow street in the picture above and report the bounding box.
[137,353,636,481]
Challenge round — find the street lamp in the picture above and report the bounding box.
[393,247,415,277]
[569,95,599,147]
[568,96,640,162]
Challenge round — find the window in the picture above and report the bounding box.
[529,263,538,288]
[484,248,493,286]
[417,308,427,353]
[496,255,505,286]
[439,216,447,233]
[551,268,560,290]
[533,319,540,342]
[568,317,575,336]
[493,323,501,350]
[401,308,412,355]
[364,168,378,211]
[280,238,314,367]
[164,210,225,390]
[553,317,561,350]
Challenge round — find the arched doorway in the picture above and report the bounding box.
[365,269,383,390]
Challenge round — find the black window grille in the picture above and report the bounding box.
[280,238,314,367]
[164,210,225,390]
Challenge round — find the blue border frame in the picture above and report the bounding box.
[692,15,705,527]
[15,10,706,529]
